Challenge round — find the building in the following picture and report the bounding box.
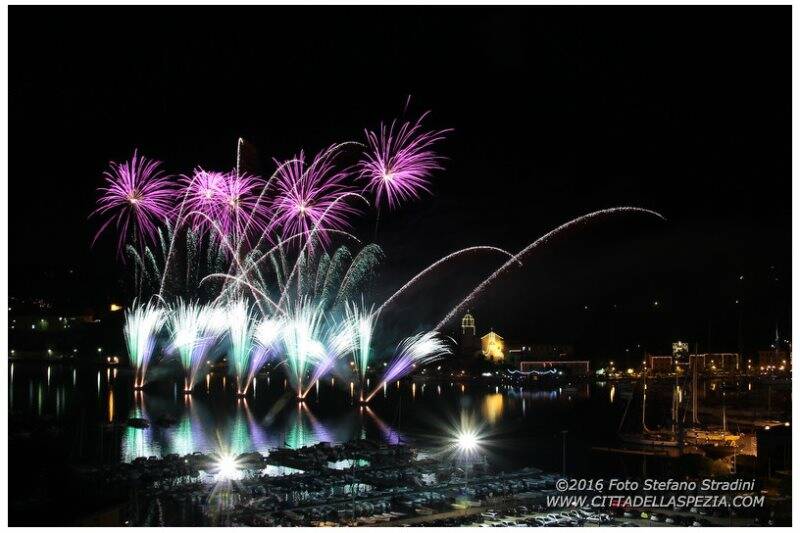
[507,344,575,367]
[704,353,740,372]
[688,353,706,373]
[481,331,505,363]
[758,349,790,372]
[457,311,506,364]
[461,310,475,336]
[647,352,741,375]
[458,311,481,359]
[645,354,673,375]
[672,341,689,361]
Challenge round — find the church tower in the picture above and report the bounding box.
[459,310,479,358]
[462,310,476,335]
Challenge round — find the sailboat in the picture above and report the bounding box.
[618,371,680,447]
[682,355,743,457]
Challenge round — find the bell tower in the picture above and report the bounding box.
[461,310,476,335]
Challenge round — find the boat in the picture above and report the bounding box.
[698,441,739,459]
[616,371,681,448]
[126,417,150,429]
[619,432,680,447]
[684,428,741,444]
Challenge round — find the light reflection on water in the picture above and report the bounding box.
[118,389,351,462]
[482,393,504,423]
[10,363,614,469]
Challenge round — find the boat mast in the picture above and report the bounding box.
[692,343,699,425]
[722,390,727,432]
[642,367,650,433]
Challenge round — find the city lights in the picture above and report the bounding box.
[5,6,793,528]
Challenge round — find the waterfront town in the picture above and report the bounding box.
[8,4,790,528]
[9,300,792,526]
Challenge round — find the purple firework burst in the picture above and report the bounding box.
[218,171,270,238]
[92,150,177,255]
[358,112,451,210]
[177,168,227,234]
[178,168,270,242]
[271,146,359,246]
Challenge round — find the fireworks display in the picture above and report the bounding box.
[436,207,666,330]
[124,301,167,389]
[343,300,378,400]
[215,171,270,240]
[168,300,223,392]
[249,317,284,391]
[271,146,359,246]
[178,168,228,235]
[305,318,353,397]
[92,150,177,255]
[366,331,453,402]
[226,298,259,396]
[359,112,451,209]
[279,299,327,398]
[93,106,662,406]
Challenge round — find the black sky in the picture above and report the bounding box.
[9,6,791,362]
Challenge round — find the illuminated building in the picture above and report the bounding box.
[649,349,743,376]
[687,352,740,373]
[458,310,481,359]
[481,331,505,362]
[758,349,790,371]
[672,341,689,361]
[705,353,740,372]
[461,311,475,335]
[645,354,673,375]
[507,344,574,367]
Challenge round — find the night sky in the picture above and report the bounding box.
[9,6,790,363]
